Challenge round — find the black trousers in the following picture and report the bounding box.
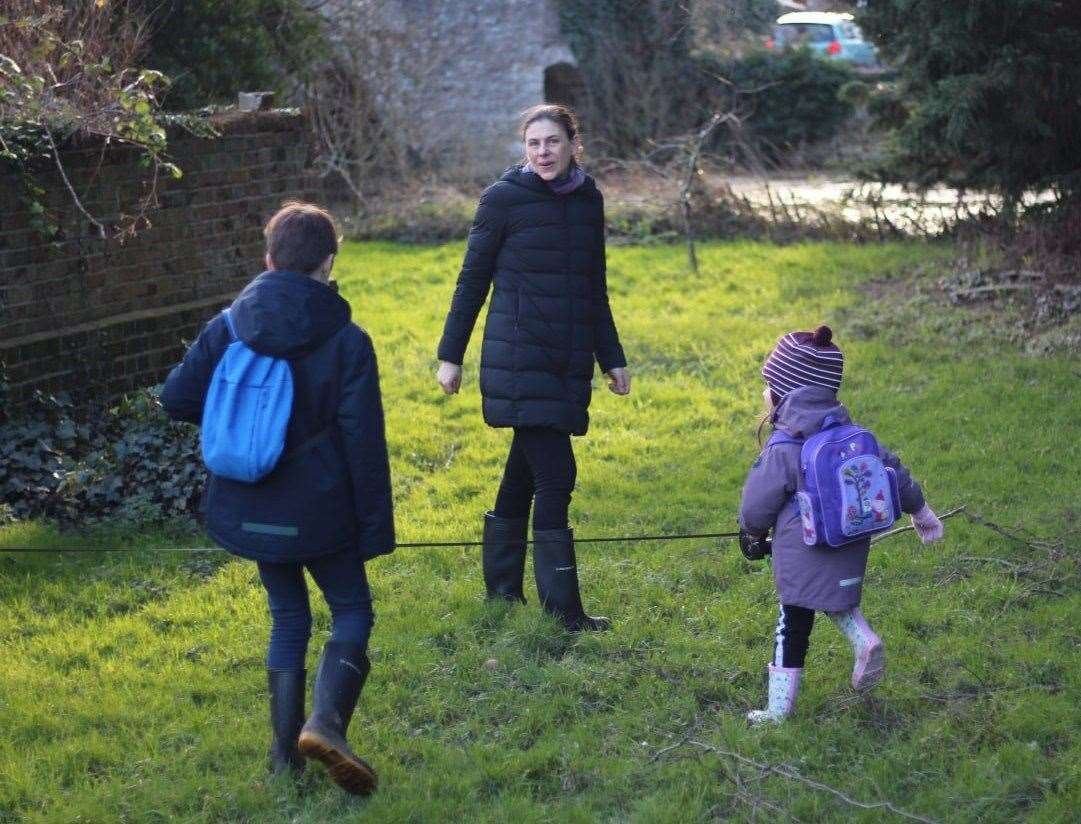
[773,603,816,669]
[493,427,577,531]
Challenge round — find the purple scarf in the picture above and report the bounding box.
[524,162,586,195]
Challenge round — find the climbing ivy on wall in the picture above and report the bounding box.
[0,2,206,241]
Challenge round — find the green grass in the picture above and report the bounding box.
[2,240,1079,823]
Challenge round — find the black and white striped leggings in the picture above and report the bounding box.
[773,603,816,668]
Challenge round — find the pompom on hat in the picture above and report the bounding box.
[762,325,843,399]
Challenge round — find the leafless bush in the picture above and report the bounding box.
[0,1,149,131]
[0,1,185,239]
[306,0,471,204]
[562,0,704,156]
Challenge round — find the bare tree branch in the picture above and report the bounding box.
[44,125,106,239]
[681,741,943,824]
[869,506,966,544]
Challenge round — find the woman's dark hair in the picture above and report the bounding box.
[264,201,339,275]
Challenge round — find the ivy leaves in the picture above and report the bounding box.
[0,388,205,529]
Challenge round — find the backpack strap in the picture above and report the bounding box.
[820,413,846,431]
[766,430,803,448]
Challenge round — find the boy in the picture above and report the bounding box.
[161,201,394,794]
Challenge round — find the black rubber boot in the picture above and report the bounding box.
[267,669,306,775]
[297,642,377,795]
[533,527,611,632]
[482,512,528,603]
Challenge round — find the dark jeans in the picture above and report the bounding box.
[773,603,815,669]
[257,551,374,671]
[493,427,577,531]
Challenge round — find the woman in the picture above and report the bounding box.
[436,104,630,632]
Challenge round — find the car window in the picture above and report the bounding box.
[840,22,863,40]
[778,23,835,44]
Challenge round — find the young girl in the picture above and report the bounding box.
[739,326,944,724]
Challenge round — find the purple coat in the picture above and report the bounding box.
[739,386,926,611]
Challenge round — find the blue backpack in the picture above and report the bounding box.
[201,309,293,483]
[768,417,901,548]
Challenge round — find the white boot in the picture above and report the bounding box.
[828,607,885,691]
[747,664,802,725]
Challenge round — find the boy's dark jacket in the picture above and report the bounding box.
[160,270,395,563]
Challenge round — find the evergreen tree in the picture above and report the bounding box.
[859,0,1081,206]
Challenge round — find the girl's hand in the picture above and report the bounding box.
[606,367,631,395]
[911,504,944,544]
[437,361,463,394]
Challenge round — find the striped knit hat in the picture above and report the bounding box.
[762,325,843,399]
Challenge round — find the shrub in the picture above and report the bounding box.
[344,193,475,245]
[702,48,858,163]
[0,389,204,528]
[130,0,325,111]
[858,0,1081,209]
[557,0,775,155]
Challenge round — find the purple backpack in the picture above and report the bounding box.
[768,417,901,548]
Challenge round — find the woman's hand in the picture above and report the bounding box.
[606,367,631,396]
[437,361,463,395]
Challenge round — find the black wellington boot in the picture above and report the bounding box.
[297,642,377,795]
[482,512,528,603]
[267,669,306,775]
[533,527,611,632]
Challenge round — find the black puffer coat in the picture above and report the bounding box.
[437,165,626,436]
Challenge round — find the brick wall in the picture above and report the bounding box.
[0,111,321,415]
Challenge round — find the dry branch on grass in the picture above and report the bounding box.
[869,505,966,544]
[652,738,942,824]
[935,512,1079,603]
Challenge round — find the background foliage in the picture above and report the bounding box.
[556,0,706,155]
[130,0,325,111]
[0,389,203,528]
[0,1,180,239]
[702,47,856,163]
[858,0,1081,207]
[556,0,854,166]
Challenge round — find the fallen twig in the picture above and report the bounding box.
[948,283,1040,300]
[683,741,942,824]
[961,512,1071,552]
[870,506,966,544]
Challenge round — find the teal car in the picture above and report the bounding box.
[767,11,880,69]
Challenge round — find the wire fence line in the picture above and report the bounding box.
[0,507,970,555]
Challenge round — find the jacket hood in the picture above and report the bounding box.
[499,164,599,197]
[229,270,351,358]
[773,385,851,439]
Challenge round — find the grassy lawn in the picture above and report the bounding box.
[2,239,1079,823]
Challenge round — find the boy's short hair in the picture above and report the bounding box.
[264,201,339,274]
